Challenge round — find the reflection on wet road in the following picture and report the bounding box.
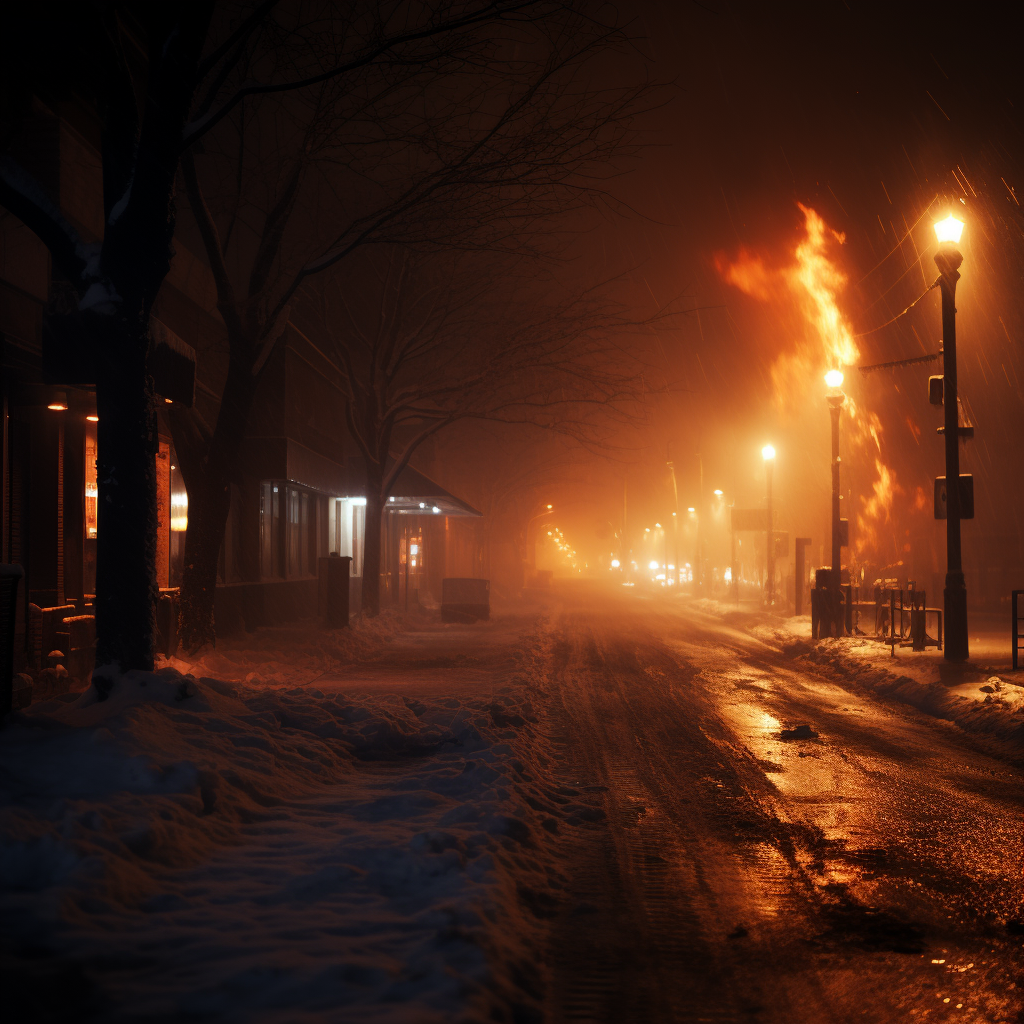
[543,588,1022,1024]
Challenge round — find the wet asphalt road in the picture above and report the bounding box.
[540,587,1022,1024]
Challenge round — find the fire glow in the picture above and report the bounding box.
[715,204,896,561]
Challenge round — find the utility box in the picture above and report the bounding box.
[928,375,944,405]
[934,475,974,520]
[441,578,490,623]
[318,555,352,628]
[839,517,849,548]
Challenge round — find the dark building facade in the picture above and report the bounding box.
[1,100,482,682]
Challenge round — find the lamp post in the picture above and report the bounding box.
[761,445,775,606]
[713,490,723,596]
[825,370,845,637]
[934,213,969,661]
[525,503,553,582]
[686,508,697,590]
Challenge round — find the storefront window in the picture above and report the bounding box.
[261,482,326,580]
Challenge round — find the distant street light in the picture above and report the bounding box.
[825,370,846,637]
[934,212,969,661]
[762,445,775,607]
[524,501,555,581]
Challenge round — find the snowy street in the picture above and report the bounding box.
[541,585,1022,1024]
[3,587,1021,1022]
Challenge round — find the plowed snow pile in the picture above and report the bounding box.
[0,629,589,1023]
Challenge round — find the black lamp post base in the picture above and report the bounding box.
[943,572,969,661]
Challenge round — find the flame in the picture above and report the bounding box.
[715,247,772,301]
[715,204,900,565]
[856,459,902,556]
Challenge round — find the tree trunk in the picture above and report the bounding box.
[361,466,385,617]
[173,353,258,649]
[177,476,232,652]
[92,317,159,686]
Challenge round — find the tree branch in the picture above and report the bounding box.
[0,157,87,282]
[180,149,245,339]
[181,1,545,150]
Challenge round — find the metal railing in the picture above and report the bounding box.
[814,582,942,656]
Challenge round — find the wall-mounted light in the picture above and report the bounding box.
[86,414,99,422]
[170,490,189,532]
[47,391,68,411]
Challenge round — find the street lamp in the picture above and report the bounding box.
[524,502,554,583]
[934,211,969,661]
[761,445,775,606]
[824,370,845,637]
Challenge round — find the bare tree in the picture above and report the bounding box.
[0,2,565,675]
[305,246,650,615]
[170,1,652,647]
[0,6,213,684]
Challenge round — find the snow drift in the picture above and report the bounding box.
[0,631,591,1023]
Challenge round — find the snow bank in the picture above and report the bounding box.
[160,614,402,690]
[0,626,587,1022]
[678,597,1023,753]
[796,638,1024,751]
[736,618,1024,753]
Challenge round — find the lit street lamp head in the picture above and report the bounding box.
[933,213,964,245]
[824,369,844,389]
[761,444,775,461]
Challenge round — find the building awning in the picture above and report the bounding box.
[345,459,481,517]
[240,437,347,495]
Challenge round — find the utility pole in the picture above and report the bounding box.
[666,443,679,586]
[762,445,776,607]
[825,370,846,636]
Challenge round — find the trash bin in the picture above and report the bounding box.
[441,578,489,623]
[319,555,351,629]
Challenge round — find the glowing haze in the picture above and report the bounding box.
[714,204,896,562]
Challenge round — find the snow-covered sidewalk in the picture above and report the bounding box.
[685,597,1024,753]
[0,615,595,1023]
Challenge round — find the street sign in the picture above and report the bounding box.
[928,375,943,405]
[731,508,777,532]
[934,475,974,520]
